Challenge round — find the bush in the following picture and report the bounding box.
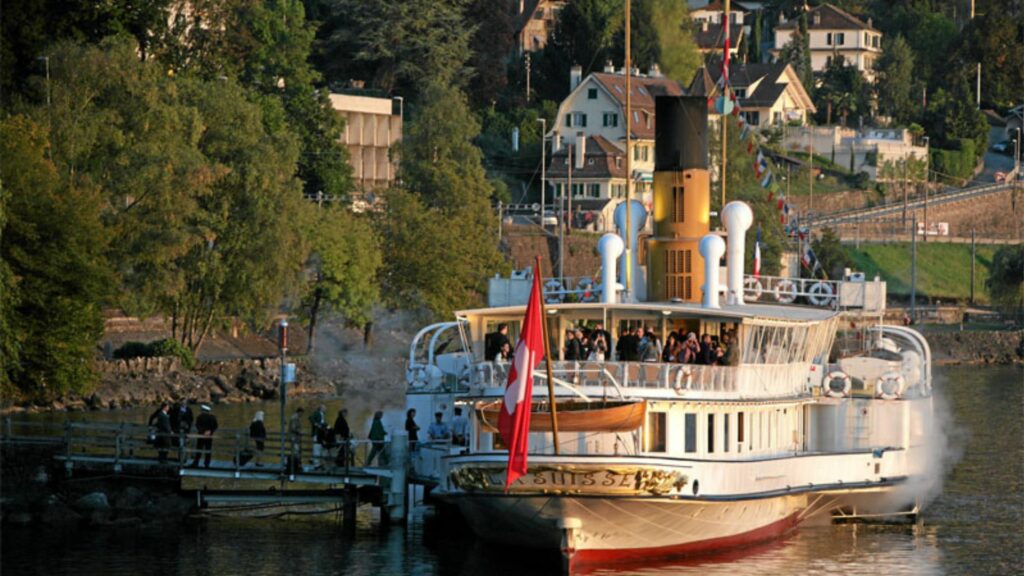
[930,139,976,183]
[846,171,871,190]
[112,338,196,370]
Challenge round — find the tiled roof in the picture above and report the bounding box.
[689,63,815,112]
[588,72,686,139]
[693,22,745,51]
[776,3,878,32]
[547,135,626,179]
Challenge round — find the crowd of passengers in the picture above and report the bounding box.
[485,323,740,367]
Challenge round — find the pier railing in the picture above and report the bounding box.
[0,418,398,477]
[474,360,813,399]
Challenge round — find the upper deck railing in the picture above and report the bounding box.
[473,360,815,400]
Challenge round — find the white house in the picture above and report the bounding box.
[773,3,882,82]
[689,62,816,127]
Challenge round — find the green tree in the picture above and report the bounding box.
[647,0,701,83]
[748,9,763,63]
[814,55,866,126]
[304,207,382,353]
[384,82,507,317]
[466,0,515,109]
[537,0,622,102]
[875,35,915,123]
[1,116,111,400]
[777,13,813,96]
[986,244,1024,317]
[952,11,1024,109]
[811,228,851,280]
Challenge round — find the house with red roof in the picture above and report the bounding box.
[772,3,882,82]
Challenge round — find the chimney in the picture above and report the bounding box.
[867,17,873,29]
[722,201,754,306]
[519,0,525,15]
[575,132,586,169]
[598,234,625,304]
[699,234,726,309]
[604,60,615,73]
[650,63,662,78]
[570,65,583,91]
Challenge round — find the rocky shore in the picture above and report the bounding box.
[924,329,1024,366]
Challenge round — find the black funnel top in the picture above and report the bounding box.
[655,96,708,172]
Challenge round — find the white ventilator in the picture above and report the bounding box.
[597,233,625,304]
[613,199,648,302]
[721,201,753,305]
[698,234,726,309]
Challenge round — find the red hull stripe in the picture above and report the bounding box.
[569,510,802,568]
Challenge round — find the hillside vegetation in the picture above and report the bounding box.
[847,243,999,303]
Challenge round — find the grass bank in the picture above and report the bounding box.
[846,243,999,303]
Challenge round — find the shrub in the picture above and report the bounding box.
[112,338,196,370]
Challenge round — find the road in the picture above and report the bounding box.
[979,126,1016,183]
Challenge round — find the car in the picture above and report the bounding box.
[990,141,1011,154]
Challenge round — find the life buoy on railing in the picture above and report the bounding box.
[824,371,851,398]
[774,279,798,304]
[744,277,764,301]
[876,371,906,400]
[808,282,836,307]
[672,366,694,395]
[544,279,565,304]
[576,278,597,303]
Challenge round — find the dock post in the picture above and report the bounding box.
[343,485,358,533]
[388,431,408,524]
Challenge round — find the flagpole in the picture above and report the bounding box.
[535,255,560,455]
[721,0,730,211]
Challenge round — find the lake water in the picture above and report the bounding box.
[3,365,1022,575]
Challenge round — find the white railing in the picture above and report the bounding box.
[541,276,603,303]
[474,360,813,399]
[743,275,841,308]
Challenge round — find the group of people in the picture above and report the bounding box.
[404,407,470,453]
[660,330,740,366]
[562,325,741,367]
[146,401,218,466]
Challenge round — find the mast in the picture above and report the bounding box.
[535,255,560,455]
[624,0,633,298]
[720,0,730,210]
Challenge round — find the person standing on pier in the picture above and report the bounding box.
[154,402,172,464]
[170,401,193,450]
[333,408,352,467]
[249,411,267,467]
[288,407,305,474]
[309,405,328,470]
[366,411,387,466]
[191,405,218,468]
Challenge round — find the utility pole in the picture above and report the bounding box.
[911,213,917,321]
[901,160,908,230]
[537,118,547,229]
[561,143,570,281]
[278,320,289,476]
[525,52,532,102]
[808,131,813,227]
[624,0,633,299]
[970,228,976,305]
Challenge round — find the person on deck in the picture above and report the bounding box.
[191,405,218,468]
[485,324,510,362]
[681,333,700,364]
[564,329,582,361]
[721,332,741,366]
[405,409,420,454]
[451,407,469,446]
[366,411,387,466]
[427,412,450,442]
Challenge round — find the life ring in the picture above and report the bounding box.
[576,278,597,303]
[824,371,851,398]
[876,371,906,400]
[774,279,797,304]
[808,282,835,307]
[544,279,565,304]
[672,366,694,395]
[744,277,764,301]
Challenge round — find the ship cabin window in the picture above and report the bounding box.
[737,411,745,451]
[684,413,697,453]
[645,412,666,453]
[724,414,730,453]
[707,414,715,453]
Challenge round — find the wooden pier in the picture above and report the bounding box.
[1,417,421,524]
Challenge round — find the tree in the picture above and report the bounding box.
[383,82,507,317]
[811,228,851,279]
[1,115,111,400]
[875,35,915,123]
[777,13,813,96]
[537,0,623,102]
[304,207,382,354]
[952,11,1024,109]
[814,55,866,126]
[986,244,1023,317]
[466,0,515,109]
[647,0,701,83]
[317,0,473,100]
[748,9,763,63]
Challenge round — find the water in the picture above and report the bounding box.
[3,366,1022,575]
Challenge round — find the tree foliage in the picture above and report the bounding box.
[646,0,701,84]
[811,228,851,280]
[986,244,1024,315]
[776,14,813,96]
[874,35,915,123]
[814,55,867,126]
[1,115,111,400]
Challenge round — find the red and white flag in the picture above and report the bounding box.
[498,270,545,491]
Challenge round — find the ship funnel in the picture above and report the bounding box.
[722,201,753,305]
[698,234,726,308]
[613,199,648,302]
[597,233,625,304]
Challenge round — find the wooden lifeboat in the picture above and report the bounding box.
[476,400,646,433]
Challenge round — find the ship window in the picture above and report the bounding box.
[645,412,666,452]
[707,413,715,453]
[665,250,693,300]
[724,414,730,453]
[684,413,697,453]
[737,411,745,443]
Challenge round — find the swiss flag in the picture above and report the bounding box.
[498,270,546,491]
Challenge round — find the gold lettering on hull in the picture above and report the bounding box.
[449,465,689,496]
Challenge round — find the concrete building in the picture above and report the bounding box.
[773,3,882,82]
[690,62,816,127]
[329,92,402,192]
[781,126,929,181]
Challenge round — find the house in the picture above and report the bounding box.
[691,1,746,27]
[693,21,745,57]
[548,65,687,217]
[514,0,566,54]
[689,62,816,127]
[781,126,929,180]
[546,136,625,232]
[772,3,882,82]
[329,91,402,192]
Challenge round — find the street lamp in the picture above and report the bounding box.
[1012,127,1021,176]
[537,118,547,229]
